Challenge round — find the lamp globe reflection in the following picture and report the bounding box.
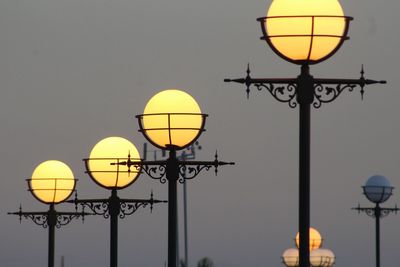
[259,0,352,64]
[137,89,207,150]
[29,160,75,204]
[363,175,393,204]
[295,227,323,251]
[86,136,141,189]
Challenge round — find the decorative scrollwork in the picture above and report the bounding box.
[119,202,148,219]
[25,214,49,228]
[56,214,80,228]
[81,202,110,219]
[255,83,298,108]
[353,205,398,219]
[313,83,356,108]
[179,165,212,182]
[142,165,167,183]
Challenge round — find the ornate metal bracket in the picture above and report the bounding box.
[69,191,167,219]
[178,151,235,183]
[225,64,386,108]
[8,205,87,228]
[352,203,399,219]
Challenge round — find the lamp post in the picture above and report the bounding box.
[353,175,398,267]
[8,160,87,267]
[68,136,166,267]
[117,89,234,267]
[282,227,335,267]
[225,1,386,266]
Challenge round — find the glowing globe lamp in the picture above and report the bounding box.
[258,0,352,65]
[29,160,75,204]
[295,227,323,251]
[363,175,393,204]
[282,248,299,267]
[137,89,207,150]
[310,249,335,267]
[86,136,141,189]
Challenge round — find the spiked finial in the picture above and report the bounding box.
[246,63,251,99]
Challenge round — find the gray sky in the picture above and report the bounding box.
[1,0,400,266]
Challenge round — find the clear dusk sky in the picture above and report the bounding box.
[1,0,400,267]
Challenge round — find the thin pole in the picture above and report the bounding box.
[183,180,189,267]
[48,204,56,267]
[109,189,119,267]
[167,149,179,267]
[298,65,313,267]
[375,204,381,267]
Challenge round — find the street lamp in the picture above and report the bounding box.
[353,175,398,267]
[225,1,386,266]
[9,160,87,267]
[282,228,335,267]
[69,136,166,267]
[132,89,234,267]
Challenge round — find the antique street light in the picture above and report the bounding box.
[69,136,166,267]
[353,175,398,267]
[225,1,386,266]
[282,228,335,267]
[129,89,234,267]
[9,160,87,267]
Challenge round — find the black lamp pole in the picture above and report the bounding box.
[69,190,166,267]
[118,149,234,267]
[353,203,398,267]
[8,204,87,267]
[226,64,385,267]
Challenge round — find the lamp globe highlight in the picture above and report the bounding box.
[86,136,141,189]
[363,175,393,204]
[259,0,352,64]
[137,89,207,150]
[295,227,323,251]
[29,160,75,204]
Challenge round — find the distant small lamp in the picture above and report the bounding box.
[310,249,335,267]
[363,175,393,204]
[282,248,300,267]
[86,136,141,189]
[282,228,335,267]
[29,160,75,204]
[258,0,352,65]
[353,175,398,267]
[295,227,323,251]
[137,89,207,150]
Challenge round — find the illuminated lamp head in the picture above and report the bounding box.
[295,227,323,251]
[86,136,141,190]
[282,248,299,267]
[258,0,352,65]
[29,160,75,204]
[137,89,207,150]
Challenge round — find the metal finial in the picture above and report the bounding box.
[150,190,154,213]
[246,63,251,99]
[360,65,365,100]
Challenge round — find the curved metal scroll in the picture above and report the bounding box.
[313,83,356,108]
[142,165,167,183]
[119,202,149,219]
[255,83,298,108]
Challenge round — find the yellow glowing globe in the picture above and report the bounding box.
[140,89,204,149]
[30,160,75,204]
[295,227,323,251]
[87,136,141,189]
[264,0,349,64]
